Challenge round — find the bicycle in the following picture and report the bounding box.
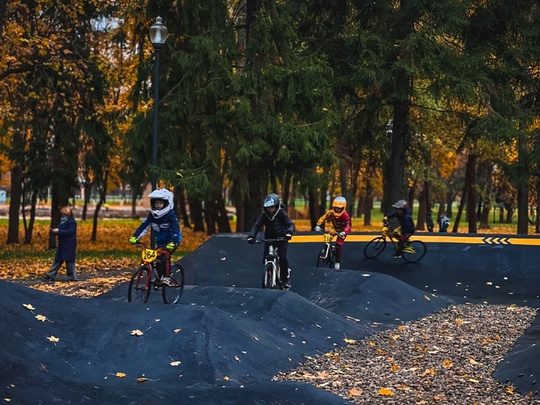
[364,223,427,263]
[255,237,289,290]
[127,241,185,304]
[315,232,337,268]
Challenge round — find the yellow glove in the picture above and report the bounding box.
[166,242,176,251]
[129,236,138,244]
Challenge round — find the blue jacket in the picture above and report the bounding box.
[133,210,182,247]
[55,216,77,262]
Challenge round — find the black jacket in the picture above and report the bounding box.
[248,204,295,239]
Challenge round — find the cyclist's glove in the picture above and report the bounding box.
[285,233,292,240]
[166,242,176,251]
[338,231,346,238]
[129,236,138,244]
[247,237,255,245]
[315,225,322,232]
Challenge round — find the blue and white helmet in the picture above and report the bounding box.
[148,188,174,219]
[263,193,280,220]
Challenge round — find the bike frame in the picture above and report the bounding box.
[256,237,288,289]
[383,225,415,253]
[264,244,280,288]
[128,241,184,304]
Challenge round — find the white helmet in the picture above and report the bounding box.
[148,188,174,219]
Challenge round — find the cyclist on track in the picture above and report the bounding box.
[247,193,295,290]
[314,196,351,269]
[384,199,415,258]
[129,188,182,285]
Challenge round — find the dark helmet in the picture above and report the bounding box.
[263,193,280,220]
[392,199,408,215]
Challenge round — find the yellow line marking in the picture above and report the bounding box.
[289,234,540,245]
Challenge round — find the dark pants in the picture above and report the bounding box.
[263,241,290,283]
[46,261,77,281]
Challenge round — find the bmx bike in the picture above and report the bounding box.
[315,232,337,268]
[364,223,427,263]
[255,237,289,290]
[127,241,185,304]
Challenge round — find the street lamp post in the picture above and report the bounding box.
[149,16,168,191]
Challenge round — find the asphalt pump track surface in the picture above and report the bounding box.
[2,232,540,403]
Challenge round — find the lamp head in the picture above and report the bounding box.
[149,16,168,48]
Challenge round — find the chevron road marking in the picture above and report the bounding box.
[290,234,540,246]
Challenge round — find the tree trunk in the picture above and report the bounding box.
[7,126,24,244]
[177,189,190,228]
[465,154,477,234]
[308,189,318,229]
[23,190,38,244]
[189,197,205,232]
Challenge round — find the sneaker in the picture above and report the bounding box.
[281,282,291,291]
[43,275,54,282]
[334,262,340,270]
[393,253,402,259]
[160,276,172,286]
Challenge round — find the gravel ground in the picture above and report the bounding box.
[274,303,540,405]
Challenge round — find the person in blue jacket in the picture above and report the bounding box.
[247,193,295,290]
[44,206,78,282]
[385,199,416,258]
[129,188,181,286]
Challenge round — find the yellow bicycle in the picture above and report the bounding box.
[364,223,427,263]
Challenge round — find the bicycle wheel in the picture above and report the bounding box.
[402,241,427,263]
[128,265,151,303]
[162,264,185,304]
[364,237,387,258]
[261,262,277,289]
[328,246,336,268]
[316,247,327,267]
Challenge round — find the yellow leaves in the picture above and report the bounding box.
[137,377,159,383]
[23,303,35,311]
[455,318,463,326]
[343,338,356,344]
[442,359,453,369]
[424,294,431,301]
[35,314,53,323]
[419,368,437,376]
[378,387,395,396]
[348,388,362,397]
[130,329,144,336]
[170,361,181,367]
[174,329,182,333]
[115,372,126,378]
[47,336,59,344]
[469,358,479,365]
[223,376,230,381]
[390,364,400,371]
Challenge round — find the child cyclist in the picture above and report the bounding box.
[315,196,351,269]
[384,199,415,258]
[247,193,295,290]
[129,188,182,285]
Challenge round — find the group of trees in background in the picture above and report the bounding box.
[1,0,540,246]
